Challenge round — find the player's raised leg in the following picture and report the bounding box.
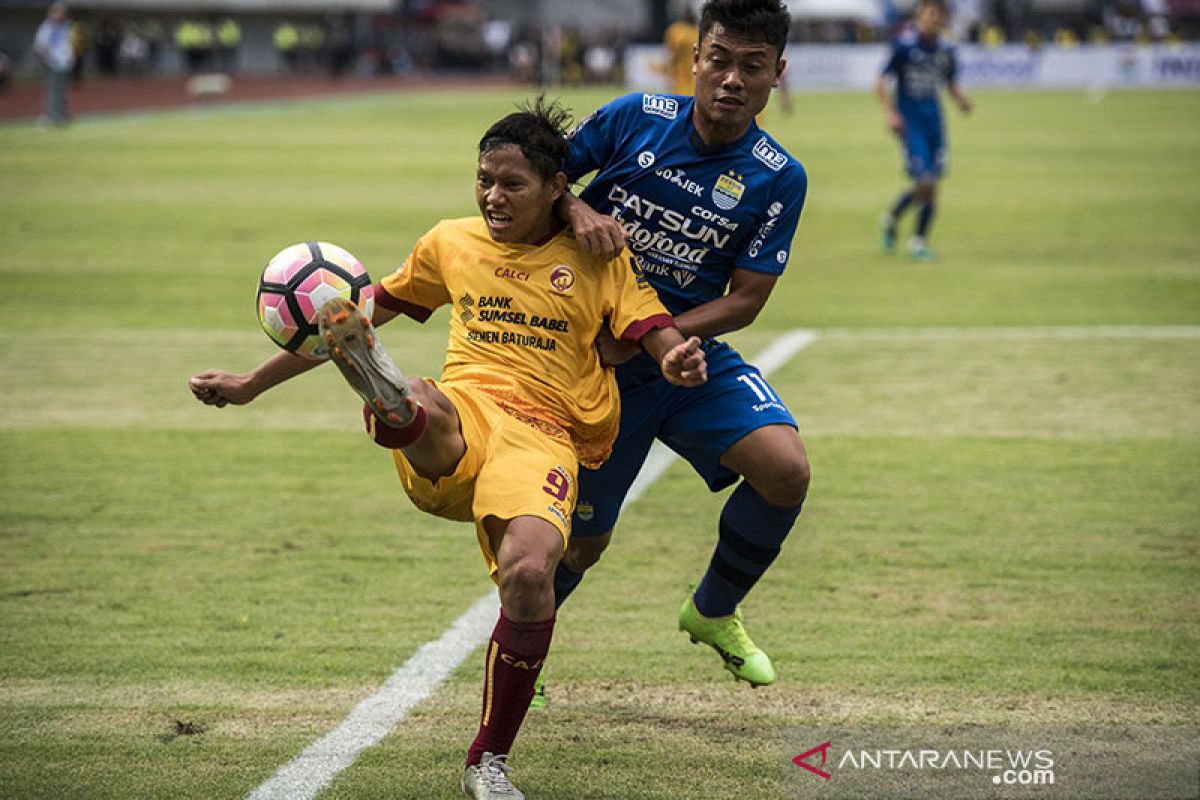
[462,514,561,800]
[681,423,809,687]
[318,296,468,477]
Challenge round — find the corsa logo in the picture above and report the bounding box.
[500,654,545,670]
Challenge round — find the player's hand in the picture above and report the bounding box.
[569,203,627,261]
[189,370,257,407]
[887,109,904,137]
[957,95,973,114]
[595,327,641,367]
[660,336,707,387]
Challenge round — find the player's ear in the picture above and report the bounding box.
[774,57,787,89]
[548,171,568,201]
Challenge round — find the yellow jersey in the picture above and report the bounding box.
[662,20,698,95]
[378,217,673,467]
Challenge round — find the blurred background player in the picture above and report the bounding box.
[189,98,705,800]
[551,0,810,693]
[876,0,973,261]
[660,5,699,94]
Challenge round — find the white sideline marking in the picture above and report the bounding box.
[817,325,1200,341]
[246,591,500,800]
[244,329,820,800]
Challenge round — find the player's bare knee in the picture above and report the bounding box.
[750,452,810,508]
[501,553,556,593]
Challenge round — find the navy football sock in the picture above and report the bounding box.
[693,482,802,618]
[889,190,915,224]
[552,562,584,609]
[916,201,936,238]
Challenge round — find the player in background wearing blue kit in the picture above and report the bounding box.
[876,0,972,261]
[548,0,809,691]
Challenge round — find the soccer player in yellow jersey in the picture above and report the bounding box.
[660,7,699,94]
[189,99,705,800]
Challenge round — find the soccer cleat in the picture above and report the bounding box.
[678,595,776,687]
[461,752,525,799]
[527,669,547,710]
[880,214,897,252]
[316,296,418,428]
[907,237,935,262]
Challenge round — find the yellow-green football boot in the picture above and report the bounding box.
[527,669,547,711]
[678,595,776,687]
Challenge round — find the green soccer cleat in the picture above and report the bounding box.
[678,595,776,687]
[880,214,897,252]
[527,669,547,710]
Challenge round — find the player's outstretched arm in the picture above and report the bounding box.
[190,299,404,408]
[641,327,707,387]
[189,350,320,407]
[559,192,627,261]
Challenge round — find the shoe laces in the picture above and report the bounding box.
[714,607,758,653]
[477,753,519,795]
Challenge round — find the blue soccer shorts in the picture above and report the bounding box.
[903,119,946,179]
[572,339,798,537]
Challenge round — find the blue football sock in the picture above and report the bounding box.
[553,561,584,609]
[889,190,915,224]
[693,482,803,618]
[916,201,936,238]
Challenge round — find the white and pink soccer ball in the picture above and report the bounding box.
[256,241,374,360]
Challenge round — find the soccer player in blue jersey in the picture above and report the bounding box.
[876,0,972,261]
[547,0,809,691]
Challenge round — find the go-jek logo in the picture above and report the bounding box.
[793,741,832,780]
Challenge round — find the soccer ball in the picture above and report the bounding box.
[256,241,375,360]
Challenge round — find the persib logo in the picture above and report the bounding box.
[712,171,745,211]
[642,94,679,120]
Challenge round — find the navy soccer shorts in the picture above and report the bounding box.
[903,118,946,179]
[572,339,798,537]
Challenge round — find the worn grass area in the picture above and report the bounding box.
[1,87,1198,798]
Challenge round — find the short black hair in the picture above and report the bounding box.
[916,0,949,13]
[478,96,572,182]
[699,0,790,60]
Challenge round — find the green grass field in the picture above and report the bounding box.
[1,87,1198,799]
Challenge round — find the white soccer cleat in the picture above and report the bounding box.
[461,753,525,799]
[316,296,419,428]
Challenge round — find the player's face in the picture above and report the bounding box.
[475,145,567,245]
[692,24,783,143]
[915,4,946,37]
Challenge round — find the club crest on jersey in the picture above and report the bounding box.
[549,265,576,294]
[752,137,788,172]
[642,94,679,120]
[712,171,745,211]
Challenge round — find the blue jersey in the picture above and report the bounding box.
[882,31,958,126]
[566,93,807,317]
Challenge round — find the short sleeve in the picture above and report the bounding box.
[377,227,451,321]
[881,41,904,76]
[735,163,807,276]
[565,94,637,183]
[605,252,675,343]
